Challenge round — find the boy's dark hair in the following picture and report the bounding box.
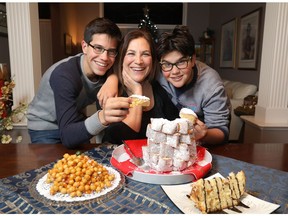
[84,17,122,45]
[157,25,195,60]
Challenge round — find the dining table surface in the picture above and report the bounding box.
[0,141,287,214]
[1,141,287,178]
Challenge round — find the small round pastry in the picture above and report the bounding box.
[129,95,150,107]
[179,108,198,124]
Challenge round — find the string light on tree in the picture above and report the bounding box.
[138,5,158,44]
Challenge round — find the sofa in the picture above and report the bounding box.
[222,79,258,141]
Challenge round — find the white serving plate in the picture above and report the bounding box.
[161,173,281,214]
[35,166,122,202]
[111,144,212,185]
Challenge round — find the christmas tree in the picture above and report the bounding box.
[138,5,158,44]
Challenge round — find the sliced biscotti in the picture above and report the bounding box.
[190,171,246,213]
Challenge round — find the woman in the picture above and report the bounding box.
[102,29,179,144]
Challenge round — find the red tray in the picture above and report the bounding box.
[110,139,212,185]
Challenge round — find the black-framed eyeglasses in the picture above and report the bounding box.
[87,43,118,57]
[160,56,192,72]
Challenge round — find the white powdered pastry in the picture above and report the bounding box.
[179,108,198,124]
[129,95,150,107]
[143,117,197,172]
[150,118,167,131]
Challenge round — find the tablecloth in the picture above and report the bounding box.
[0,144,287,214]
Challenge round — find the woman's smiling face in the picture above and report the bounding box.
[123,37,152,83]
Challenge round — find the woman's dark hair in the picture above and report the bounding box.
[114,29,159,94]
[157,25,195,61]
[84,17,122,45]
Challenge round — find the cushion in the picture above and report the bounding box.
[223,79,257,100]
[225,87,233,99]
[233,84,257,99]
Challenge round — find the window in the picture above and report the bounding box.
[104,3,183,25]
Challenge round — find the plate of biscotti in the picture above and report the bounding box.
[110,139,212,185]
[161,172,280,214]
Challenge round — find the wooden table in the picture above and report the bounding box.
[0,142,287,179]
[204,142,288,172]
[0,142,287,214]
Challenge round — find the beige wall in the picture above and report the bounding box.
[58,3,101,46]
[50,3,101,62]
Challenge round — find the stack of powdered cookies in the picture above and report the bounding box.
[142,108,198,172]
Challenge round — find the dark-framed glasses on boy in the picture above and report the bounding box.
[160,56,192,72]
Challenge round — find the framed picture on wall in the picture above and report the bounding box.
[237,8,261,69]
[220,18,237,68]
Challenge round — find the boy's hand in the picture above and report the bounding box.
[99,97,131,125]
[193,119,208,141]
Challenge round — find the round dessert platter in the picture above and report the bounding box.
[29,165,125,206]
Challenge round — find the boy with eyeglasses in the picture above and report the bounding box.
[156,25,231,145]
[27,17,131,148]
